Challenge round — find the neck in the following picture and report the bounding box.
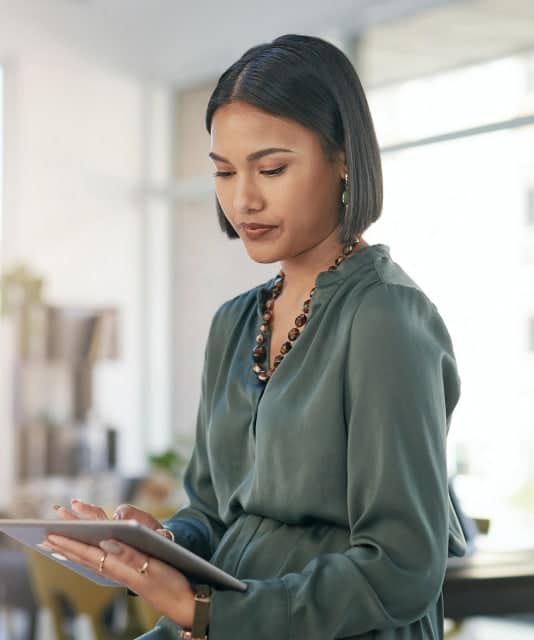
[278,228,368,303]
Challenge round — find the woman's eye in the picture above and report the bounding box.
[212,165,287,178]
[261,165,286,176]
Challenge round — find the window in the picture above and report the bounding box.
[528,188,534,226]
[0,65,3,263]
[527,55,534,95]
[366,53,534,547]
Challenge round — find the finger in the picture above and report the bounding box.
[45,534,145,579]
[53,505,80,520]
[37,541,54,551]
[112,503,136,519]
[112,504,162,529]
[47,534,96,558]
[44,537,103,573]
[98,538,157,586]
[70,499,109,520]
[38,540,78,564]
[156,528,175,542]
[44,534,101,572]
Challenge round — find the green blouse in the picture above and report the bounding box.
[139,243,467,640]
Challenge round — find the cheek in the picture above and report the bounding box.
[288,165,331,205]
[282,172,333,219]
[215,184,235,219]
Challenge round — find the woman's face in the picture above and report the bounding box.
[209,100,346,265]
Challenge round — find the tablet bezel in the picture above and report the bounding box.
[0,519,247,592]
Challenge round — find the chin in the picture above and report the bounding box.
[245,251,281,265]
[242,244,284,265]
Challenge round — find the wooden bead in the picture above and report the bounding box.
[252,345,266,362]
[288,327,300,341]
[280,341,292,354]
[254,243,360,381]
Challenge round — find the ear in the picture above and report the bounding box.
[335,149,347,179]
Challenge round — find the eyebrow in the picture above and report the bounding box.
[208,147,295,163]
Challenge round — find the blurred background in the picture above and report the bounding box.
[0,0,533,638]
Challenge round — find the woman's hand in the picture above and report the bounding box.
[53,499,111,521]
[54,499,171,539]
[41,533,195,628]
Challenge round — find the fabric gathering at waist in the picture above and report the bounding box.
[210,511,351,580]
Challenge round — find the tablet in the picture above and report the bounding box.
[0,519,247,592]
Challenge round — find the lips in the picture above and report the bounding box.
[240,223,278,240]
[241,223,277,230]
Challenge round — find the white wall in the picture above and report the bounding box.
[0,12,172,478]
[171,87,275,439]
[171,200,275,438]
[0,319,15,509]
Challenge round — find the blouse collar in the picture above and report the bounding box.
[255,243,391,317]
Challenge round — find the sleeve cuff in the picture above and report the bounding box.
[161,516,212,559]
[139,580,289,639]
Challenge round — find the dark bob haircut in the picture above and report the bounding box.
[205,33,383,243]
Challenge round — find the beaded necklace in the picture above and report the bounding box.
[252,236,361,383]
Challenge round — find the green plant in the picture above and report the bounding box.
[148,448,188,478]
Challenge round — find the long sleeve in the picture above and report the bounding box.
[205,283,461,639]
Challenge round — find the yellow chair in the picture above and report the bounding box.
[25,548,137,640]
[131,596,162,633]
[25,503,178,638]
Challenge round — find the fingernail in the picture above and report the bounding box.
[37,542,52,550]
[71,498,82,504]
[112,511,122,520]
[100,540,122,555]
[51,552,68,561]
[157,528,174,542]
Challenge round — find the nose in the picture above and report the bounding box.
[233,174,264,214]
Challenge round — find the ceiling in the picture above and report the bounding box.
[0,0,459,86]
[362,0,534,87]
[1,0,534,89]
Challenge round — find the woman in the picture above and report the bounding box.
[45,34,467,639]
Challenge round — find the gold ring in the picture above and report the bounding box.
[98,552,107,574]
[137,558,150,575]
